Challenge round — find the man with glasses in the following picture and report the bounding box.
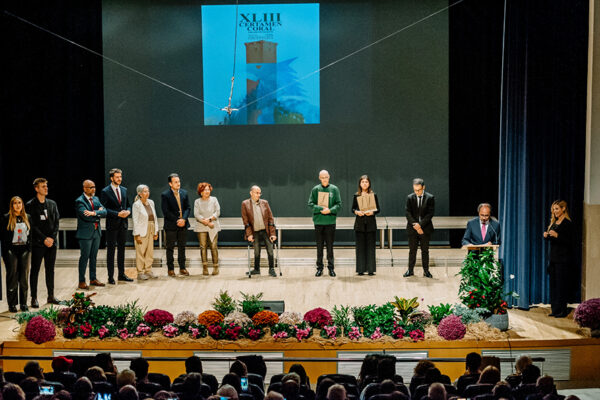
[404,178,435,278]
[462,203,501,246]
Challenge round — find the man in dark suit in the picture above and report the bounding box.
[75,180,107,289]
[161,173,190,277]
[100,168,133,284]
[462,203,502,246]
[404,178,435,278]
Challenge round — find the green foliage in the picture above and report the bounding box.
[351,303,396,336]
[238,292,264,318]
[331,305,352,332]
[428,303,454,325]
[213,290,237,316]
[79,301,145,332]
[391,296,420,323]
[452,304,488,324]
[64,292,96,324]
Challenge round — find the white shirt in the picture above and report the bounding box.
[111,184,121,201]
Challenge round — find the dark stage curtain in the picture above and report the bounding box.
[498,0,588,308]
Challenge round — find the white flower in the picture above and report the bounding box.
[174,311,198,326]
[223,311,252,326]
[278,312,303,325]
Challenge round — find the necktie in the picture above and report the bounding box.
[418,196,422,209]
[89,198,98,229]
[174,191,182,218]
[481,223,487,242]
[116,187,121,204]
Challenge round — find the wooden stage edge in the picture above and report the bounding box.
[2,336,599,389]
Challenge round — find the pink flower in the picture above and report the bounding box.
[25,316,56,344]
[322,325,337,340]
[273,331,289,339]
[117,328,132,340]
[348,326,362,340]
[392,324,405,339]
[294,325,310,341]
[303,308,333,328]
[409,329,425,342]
[225,323,242,340]
[162,324,179,338]
[248,328,262,341]
[135,323,152,337]
[98,326,109,339]
[370,327,383,340]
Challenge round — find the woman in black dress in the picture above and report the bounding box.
[543,199,574,318]
[352,175,380,276]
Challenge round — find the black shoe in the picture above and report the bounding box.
[20,305,29,312]
[8,305,17,313]
[47,296,61,305]
[251,268,261,275]
[269,268,277,277]
[403,270,414,277]
[548,312,556,317]
[315,269,323,277]
[108,277,116,285]
[31,298,39,308]
[423,271,433,278]
[118,275,134,282]
[368,272,375,276]
[328,269,336,277]
[555,310,570,318]
[357,272,364,276]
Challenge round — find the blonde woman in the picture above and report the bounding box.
[1,197,32,312]
[132,185,159,280]
[194,182,221,275]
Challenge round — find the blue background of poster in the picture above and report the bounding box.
[202,4,320,125]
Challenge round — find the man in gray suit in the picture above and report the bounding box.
[75,180,107,289]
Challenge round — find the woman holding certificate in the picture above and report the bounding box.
[352,175,380,276]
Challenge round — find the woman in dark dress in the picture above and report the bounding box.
[352,175,380,276]
[543,199,575,318]
[1,196,32,312]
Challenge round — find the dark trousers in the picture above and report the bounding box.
[106,227,127,279]
[549,262,569,314]
[315,224,336,270]
[253,230,274,269]
[30,245,57,298]
[408,232,431,272]
[78,232,101,282]
[165,229,187,270]
[3,246,30,307]
[355,230,376,274]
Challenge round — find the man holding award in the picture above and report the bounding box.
[308,170,342,277]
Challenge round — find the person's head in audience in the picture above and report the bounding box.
[265,391,284,400]
[221,373,242,394]
[380,379,396,394]
[117,369,137,389]
[20,376,41,393]
[130,358,150,383]
[24,361,44,380]
[515,355,533,375]
[564,396,581,400]
[377,356,396,381]
[183,373,203,395]
[72,377,93,400]
[229,361,248,379]
[153,391,177,400]
[492,381,512,399]
[316,378,335,400]
[424,367,443,384]
[282,373,301,386]
[217,384,238,400]
[413,360,435,377]
[185,356,203,374]
[536,376,556,396]
[358,355,379,382]
[390,392,408,400]
[94,353,117,375]
[3,383,26,400]
[51,357,73,373]
[288,365,308,386]
[120,385,140,400]
[326,384,346,400]
[85,366,107,382]
[281,380,300,400]
[52,390,73,400]
[478,366,501,385]
[465,352,482,375]
[521,365,541,385]
[427,383,446,400]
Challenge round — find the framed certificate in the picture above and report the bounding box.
[357,193,377,212]
[318,191,329,208]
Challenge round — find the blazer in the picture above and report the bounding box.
[75,194,107,240]
[405,191,435,234]
[132,199,159,238]
[351,193,380,232]
[544,218,575,264]
[100,185,132,230]
[0,213,32,255]
[241,198,276,240]
[461,217,502,245]
[161,189,190,230]
[25,197,60,247]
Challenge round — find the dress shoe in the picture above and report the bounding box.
[8,305,18,313]
[31,298,39,308]
[368,272,375,276]
[78,282,90,290]
[179,268,190,276]
[269,268,277,277]
[548,312,556,317]
[168,270,176,277]
[423,271,433,278]
[328,269,336,277]
[108,277,116,285]
[20,305,29,312]
[90,279,105,287]
[315,269,323,277]
[47,296,61,305]
[555,310,570,318]
[118,275,134,282]
[358,272,364,276]
[403,270,414,277]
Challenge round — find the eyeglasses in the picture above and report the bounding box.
[85,186,96,189]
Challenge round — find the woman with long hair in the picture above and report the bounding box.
[131,185,159,280]
[352,175,380,275]
[194,182,221,276]
[1,196,32,312]
[543,200,575,318]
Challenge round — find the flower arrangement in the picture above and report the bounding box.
[207,324,223,339]
[97,325,111,339]
[573,298,600,330]
[321,325,338,340]
[144,309,174,328]
[252,310,279,327]
[174,311,198,327]
[246,327,264,341]
[348,326,362,340]
[198,310,224,326]
[63,324,78,339]
[370,327,383,340]
[80,322,93,338]
[278,311,304,325]
[437,315,466,340]
[409,329,425,342]
[294,325,311,341]
[304,308,333,328]
[391,323,405,339]
[162,324,180,338]
[188,323,207,339]
[135,323,152,337]
[224,311,252,326]
[224,323,243,340]
[25,316,56,344]
[117,328,132,340]
[272,330,289,339]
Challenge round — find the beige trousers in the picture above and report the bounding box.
[197,232,219,266]
[135,221,155,274]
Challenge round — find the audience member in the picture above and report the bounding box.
[456,352,481,394]
[52,390,73,400]
[288,365,310,387]
[221,373,242,395]
[130,358,150,384]
[71,378,93,400]
[51,358,74,374]
[217,384,238,400]
[84,367,106,383]
[427,382,446,400]
[265,392,284,400]
[181,373,203,400]
[478,366,501,385]
[506,355,533,388]
[117,370,137,389]
[229,361,248,379]
[521,365,542,385]
[408,360,435,396]
[24,362,44,381]
[316,378,335,400]
[3,383,26,400]
[154,390,178,400]
[492,381,512,399]
[120,385,140,400]
[358,355,379,391]
[326,384,346,400]
[281,380,301,400]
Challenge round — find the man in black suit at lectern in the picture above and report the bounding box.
[404,178,435,278]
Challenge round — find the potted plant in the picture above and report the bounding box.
[573,298,600,337]
[457,248,518,331]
